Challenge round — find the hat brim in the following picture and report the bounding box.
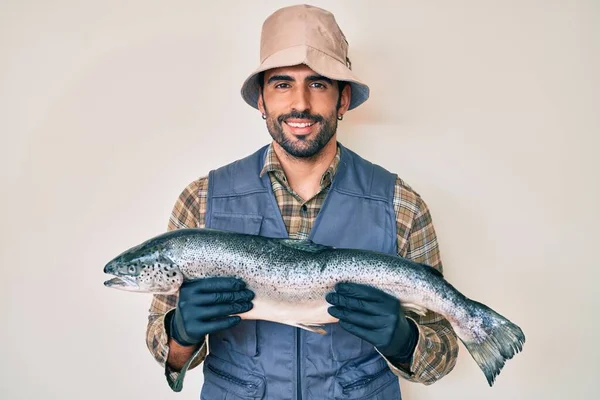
[241,44,369,111]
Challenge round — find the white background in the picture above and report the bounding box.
[1,1,598,399]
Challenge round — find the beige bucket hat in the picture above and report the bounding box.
[241,4,370,111]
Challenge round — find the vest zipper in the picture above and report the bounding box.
[296,327,302,400]
[341,367,389,393]
[206,364,258,390]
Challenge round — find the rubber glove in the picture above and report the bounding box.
[169,277,255,347]
[326,282,419,364]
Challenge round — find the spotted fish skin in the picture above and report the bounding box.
[104,228,525,386]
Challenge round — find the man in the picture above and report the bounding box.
[146,4,458,399]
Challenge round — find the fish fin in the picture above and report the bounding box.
[279,239,332,253]
[423,263,444,278]
[401,302,428,316]
[459,300,526,386]
[290,322,327,335]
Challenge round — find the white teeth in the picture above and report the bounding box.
[286,122,315,128]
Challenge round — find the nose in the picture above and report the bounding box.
[291,86,310,113]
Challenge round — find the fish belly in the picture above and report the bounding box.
[235,297,338,326]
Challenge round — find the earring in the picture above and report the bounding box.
[337,114,343,121]
[262,114,267,120]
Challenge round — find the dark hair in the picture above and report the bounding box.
[257,71,265,95]
[257,72,347,110]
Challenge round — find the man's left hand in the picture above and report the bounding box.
[326,282,419,363]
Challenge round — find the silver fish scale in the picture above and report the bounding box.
[163,230,457,312]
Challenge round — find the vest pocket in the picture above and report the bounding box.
[210,212,263,235]
[331,323,375,361]
[334,356,399,399]
[213,320,259,357]
[201,354,266,399]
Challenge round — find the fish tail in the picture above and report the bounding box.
[458,300,525,386]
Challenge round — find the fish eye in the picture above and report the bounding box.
[128,266,136,274]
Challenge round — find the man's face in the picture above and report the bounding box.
[258,64,351,158]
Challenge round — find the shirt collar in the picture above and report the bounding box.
[259,142,341,188]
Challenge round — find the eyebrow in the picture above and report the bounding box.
[266,74,334,85]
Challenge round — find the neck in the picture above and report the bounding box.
[272,137,337,201]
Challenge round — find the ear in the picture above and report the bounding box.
[338,83,351,115]
[257,91,266,115]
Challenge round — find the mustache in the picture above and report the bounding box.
[277,111,324,124]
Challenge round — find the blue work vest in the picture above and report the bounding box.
[202,143,402,400]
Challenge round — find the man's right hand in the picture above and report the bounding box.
[169,277,255,347]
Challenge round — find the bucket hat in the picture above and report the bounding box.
[241,4,370,111]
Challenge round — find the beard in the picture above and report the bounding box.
[264,109,338,159]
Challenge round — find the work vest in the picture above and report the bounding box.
[202,143,402,400]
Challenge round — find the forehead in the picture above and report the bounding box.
[264,64,323,80]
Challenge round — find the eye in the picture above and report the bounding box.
[274,83,291,89]
[310,82,326,89]
[128,266,136,274]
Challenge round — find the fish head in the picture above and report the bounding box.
[103,240,183,294]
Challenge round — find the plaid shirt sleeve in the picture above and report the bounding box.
[381,177,460,384]
[145,176,209,392]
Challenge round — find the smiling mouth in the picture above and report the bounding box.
[285,121,316,128]
[284,120,318,135]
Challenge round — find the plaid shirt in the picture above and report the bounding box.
[146,143,459,390]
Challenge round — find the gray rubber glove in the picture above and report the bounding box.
[326,282,419,363]
[169,277,255,346]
